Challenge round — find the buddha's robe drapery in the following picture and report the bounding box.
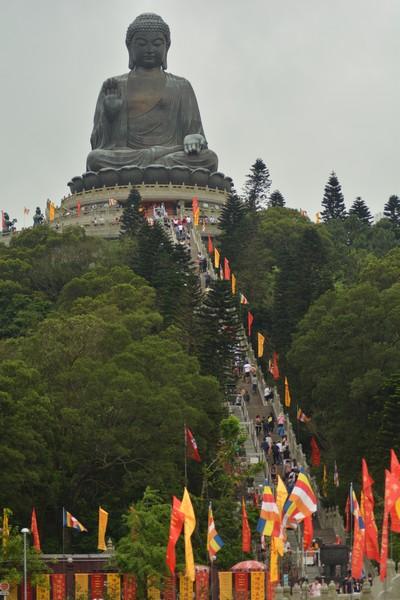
[87,72,218,172]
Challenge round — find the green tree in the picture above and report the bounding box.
[375,374,400,473]
[120,189,145,237]
[243,158,271,211]
[195,280,242,392]
[218,192,247,236]
[268,190,286,208]
[383,195,400,228]
[349,196,372,225]
[0,523,49,584]
[321,171,347,222]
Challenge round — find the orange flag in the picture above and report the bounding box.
[207,235,213,255]
[247,311,254,337]
[31,508,41,552]
[166,497,185,575]
[270,352,280,381]
[303,515,313,550]
[390,449,400,532]
[361,459,379,561]
[231,274,237,295]
[351,492,365,580]
[380,469,400,581]
[224,257,231,281]
[241,498,251,553]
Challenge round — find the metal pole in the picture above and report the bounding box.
[21,528,29,600]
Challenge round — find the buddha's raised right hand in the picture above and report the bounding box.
[102,78,122,120]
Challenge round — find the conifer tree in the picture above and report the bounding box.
[321,171,347,222]
[349,196,372,225]
[120,189,145,236]
[268,190,286,208]
[383,195,400,228]
[243,158,271,211]
[218,192,247,235]
[195,280,242,392]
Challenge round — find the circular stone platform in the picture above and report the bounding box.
[49,182,228,239]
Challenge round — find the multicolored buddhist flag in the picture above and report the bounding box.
[207,504,224,559]
[63,509,87,532]
[286,472,317,519]
[297,408,311,423]
[240,293,248,305]
[256,483,280,537]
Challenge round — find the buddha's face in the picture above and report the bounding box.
[129,30,168,69]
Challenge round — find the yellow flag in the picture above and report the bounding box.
[179,488,196,582]
[322,464,328,497]
[276,475,287,516]
[36,575,50,600]
[97,506,108,551]
[231,273,236,295]
[147,576,160,600]
[107,574,120,600]
[270,539,279,582]
[49,202,55,222]
[214,247,220,269]
[75,574,88,599]
[179,574,193,600]
[257,333,265,358]
[8,587,18,600]
[2,508,11,548]
[284,376,291,408]
[250,572,265,600]
[218,572,232,600]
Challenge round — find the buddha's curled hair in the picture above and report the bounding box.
[126,13,171,50]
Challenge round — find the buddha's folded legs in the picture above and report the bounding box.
[87,146,218,173]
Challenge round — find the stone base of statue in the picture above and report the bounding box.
[50,171,229,239]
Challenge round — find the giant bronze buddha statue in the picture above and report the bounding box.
[86,13,218,174]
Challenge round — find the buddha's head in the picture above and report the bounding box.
[126,13,171,70]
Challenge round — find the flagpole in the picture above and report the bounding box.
[184,421,188,487]
[349,482,353,598]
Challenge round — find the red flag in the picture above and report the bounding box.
[310,437,321,467]
[380,469,400,580]
[30,508,41,552]
[185,427,201,462]
[224,257,230,281]
[166,496,185,575]
[77,202,81,217]
[351,497,365,580]
[303,515,313,550]
[270,352,280,381]
[390,449,400,532]
[361,459,380,561]
[247,311,254,337]
[207,235,213,255]
[345,495,351,532]
[242,498,251,553]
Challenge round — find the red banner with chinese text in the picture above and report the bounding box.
[123,575,136,600]
[51,575,66,600]
[195,570,209,600]
[234,572,248,600]
[90,574,105,600]
[163,576,176,600]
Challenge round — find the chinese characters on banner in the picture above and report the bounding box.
[195,569,209,599]
[90,574,105,600]
[179,574,192,600]
[51,574,66,600]
[234,572,248,600]
[218,572,233,600]
[251,572,265,600]
[36,576,50,600]
[123,575,136,600]
[107,574,121,600]
[75,574,88,599]
[163,576,176,600]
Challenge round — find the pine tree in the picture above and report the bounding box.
[348,196,372,225]
[243,158,271,211]
[218,192,247,235]
[120,189,145,236]
[268,190,286,208]
[383,195,400,227]
[321,171,347,221]
[195,280,242,392]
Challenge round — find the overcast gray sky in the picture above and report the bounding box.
[1,0,399,227]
